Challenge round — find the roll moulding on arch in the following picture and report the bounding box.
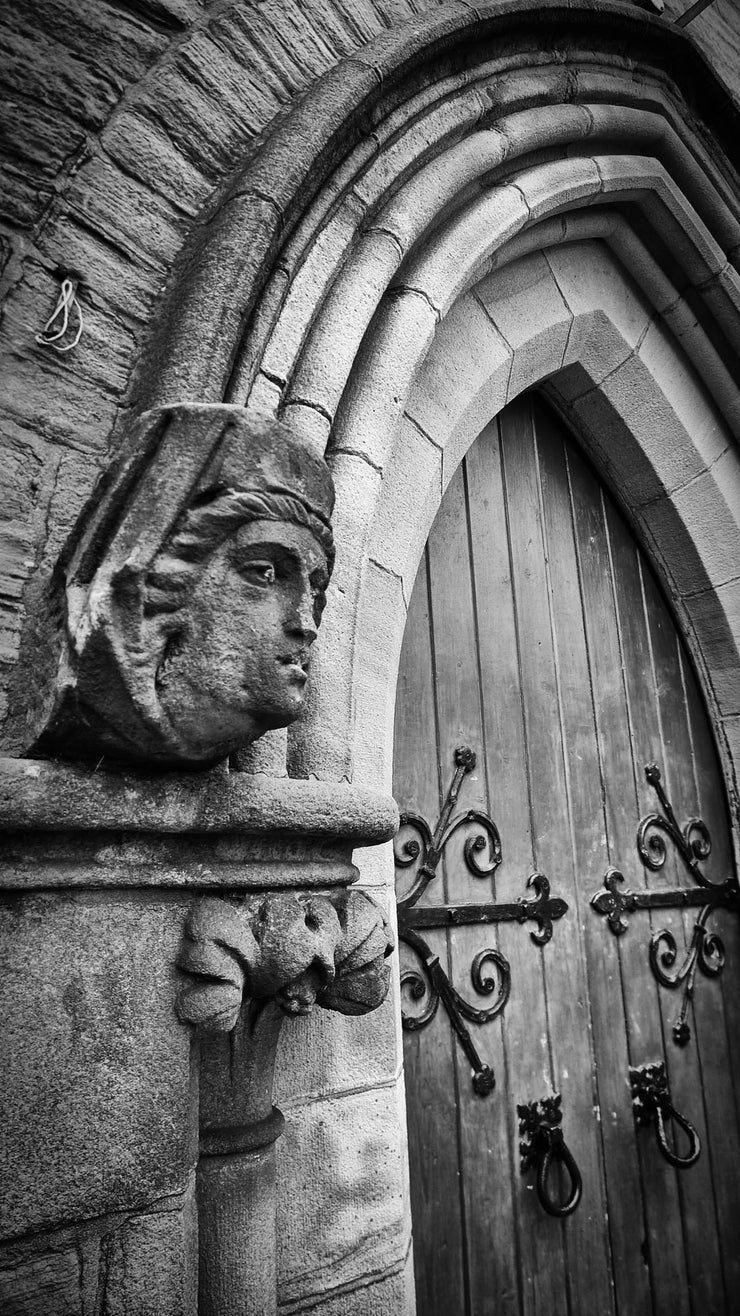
[128,1,740,810]
[133,0,740,413]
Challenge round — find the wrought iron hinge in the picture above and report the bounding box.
[590,763,739,1047]
[395,746,568,1095]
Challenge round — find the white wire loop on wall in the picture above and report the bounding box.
[35,278,84,353]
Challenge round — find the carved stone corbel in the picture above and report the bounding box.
[176,889,393,1316]
[177,889,393,1029]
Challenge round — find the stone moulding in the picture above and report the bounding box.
[0,757,398,837]
[0,757,398,893]
[134,0,740,414]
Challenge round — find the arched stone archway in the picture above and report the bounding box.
[3,4,740,1314]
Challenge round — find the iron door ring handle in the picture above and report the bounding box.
[630,1062,701,1170]
[654,1099,701,1168]
[537,1127,583,1218]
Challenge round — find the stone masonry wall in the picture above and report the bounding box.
[2,0,738,745]
[0,0,466,746]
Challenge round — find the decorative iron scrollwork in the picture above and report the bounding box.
[395,747,568,1095]
[590,764,739,1046]
[518,1094,583,1217]
[630,1061,701,1169]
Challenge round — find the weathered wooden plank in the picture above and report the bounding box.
[426,456,507,1316]
[466,417,537,1316]
[499,400,581,1316]
[534,401,642,1316]
[642,570,725,1314]
[681,647,740,1309]
[394,548,466,1316]
[602,498,691,1316]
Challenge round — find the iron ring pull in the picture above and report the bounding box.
[630,1061,701,1170]
[653,1097,701,1169]
[536,1126,583,1218]
[518,1095,582,1218]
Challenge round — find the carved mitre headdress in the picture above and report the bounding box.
[27,404,335,766]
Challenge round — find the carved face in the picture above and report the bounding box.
[156,520,330,759]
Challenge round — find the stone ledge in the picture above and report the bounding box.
[0,757,399,840]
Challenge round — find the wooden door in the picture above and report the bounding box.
[393,393,740,1316]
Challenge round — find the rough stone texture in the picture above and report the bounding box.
[0,891,194,1240]
[279,1256,413,1316]
[0,0,460,737]
[274,885,399,1105]
[19,404,336,768]
[177,888,393,1029]
[98,1206,198,1316]
[0,757,398,843]
[275,1079,411,1312]
[0,1249,83,1316]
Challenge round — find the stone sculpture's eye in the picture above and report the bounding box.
[239,560,276,587]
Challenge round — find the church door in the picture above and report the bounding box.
[393,392,740,1316]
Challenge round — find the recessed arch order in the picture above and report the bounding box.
[135,0,740,810]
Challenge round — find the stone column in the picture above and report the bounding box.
[0,757,397,1316]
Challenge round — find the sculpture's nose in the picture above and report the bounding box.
[287,579,318,643]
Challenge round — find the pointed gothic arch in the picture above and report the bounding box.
[128,0,740,821]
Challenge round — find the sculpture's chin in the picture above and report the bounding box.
[157,685,308,766]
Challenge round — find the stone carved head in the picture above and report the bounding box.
[29,405,335,767]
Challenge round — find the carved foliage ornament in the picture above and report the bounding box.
[177,890,395,1029]
[27,404,335,766]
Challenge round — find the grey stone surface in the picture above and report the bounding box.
[0,758,398,845]
[100,1206,198,1316]
[0,891,194,1240]
[0,1248,82,1316]
[25,405,335,769]
[177,888,393,1030]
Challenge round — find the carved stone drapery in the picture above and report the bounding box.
[24,404,335,769]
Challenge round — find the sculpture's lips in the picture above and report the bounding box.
[280,651,310,682]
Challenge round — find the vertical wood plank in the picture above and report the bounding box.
[534,400,643,1316]
[500,400,583,1316]
[427,458,511,1316]
[642,570,725,1313]
[467,417,540,1316]
[681,649,740,1310]
[600,499,691,1316]
[394,549,467,1316]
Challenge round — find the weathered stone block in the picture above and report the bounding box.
[394,183,529,317]
[351,556,407,792]
[476,250,571,403]
[0,892,194,1239]
[639,468,740,598]
[637,320,728,472]
[101,1203,198,1316]
[0,1248,82,1316]
[102,109,212,216]
[368,412,441,595]
[683,581,740,717]
[274,974,398,1107]
[405,292,510,457]
[276,1080,409,1310]
[332,287,437,472]
[284,226,403,418]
